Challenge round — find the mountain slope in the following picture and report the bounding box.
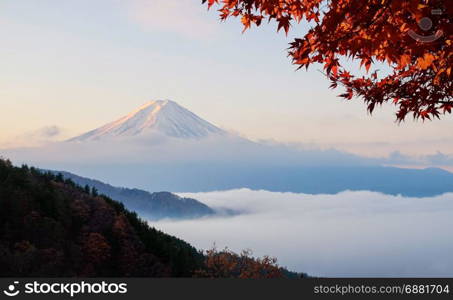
[0,159,303,278]
[52,170,215,220]
[69,100,226,141]
[0,159,204,277]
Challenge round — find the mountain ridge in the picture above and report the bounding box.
[68,100,227,142]
[0,159,204,277]
[48,170,215,220]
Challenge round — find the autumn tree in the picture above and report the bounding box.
[194,247,286,278]
[203,0,452,121]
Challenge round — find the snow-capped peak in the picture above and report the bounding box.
[69,100,226,141]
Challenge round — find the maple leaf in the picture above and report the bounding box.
[201,0,217,9]
[277,16,291,35]
[417,53,436,70]
[399,54,411,69]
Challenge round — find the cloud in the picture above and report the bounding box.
[424,151,453,165]
[380,150,453,170]
[151,189,453,277]
[127,0,219,39]
[318,138,453,160]
[34,125,62,138]
[0,125,65,148]
[3,133,373,165]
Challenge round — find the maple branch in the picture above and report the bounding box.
[324,0,392,45]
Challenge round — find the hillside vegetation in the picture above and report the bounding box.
[0,158,303,278]
[0,159,203,277]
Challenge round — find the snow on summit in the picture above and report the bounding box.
[69,100,226,141]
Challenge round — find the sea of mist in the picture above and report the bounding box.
[151,189,453,277]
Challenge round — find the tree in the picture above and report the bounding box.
[194,247,285,278]
[84,184,90,194]
[203,0,452,121]
[56,173,64,182]
[91,187,98,197]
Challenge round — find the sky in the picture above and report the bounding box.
[153,189,453,277]
[1,0,452,158]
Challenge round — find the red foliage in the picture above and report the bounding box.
[194,247,285,278]
[203,0,452,121]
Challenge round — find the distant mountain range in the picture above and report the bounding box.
[5,99,453,197]
[51,170,215,220]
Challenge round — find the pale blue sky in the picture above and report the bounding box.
[1,0,452,158]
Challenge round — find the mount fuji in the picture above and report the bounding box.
[5,99,453,197]
[69,100,226,142]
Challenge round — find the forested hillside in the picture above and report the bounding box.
[0,158,303,278]
[0,158,203,277]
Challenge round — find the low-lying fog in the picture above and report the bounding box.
[151,189,453,277]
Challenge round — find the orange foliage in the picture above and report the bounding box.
[203,0,452,121]
[195,247,285,278]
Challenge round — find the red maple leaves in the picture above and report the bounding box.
[203,0,452,121]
